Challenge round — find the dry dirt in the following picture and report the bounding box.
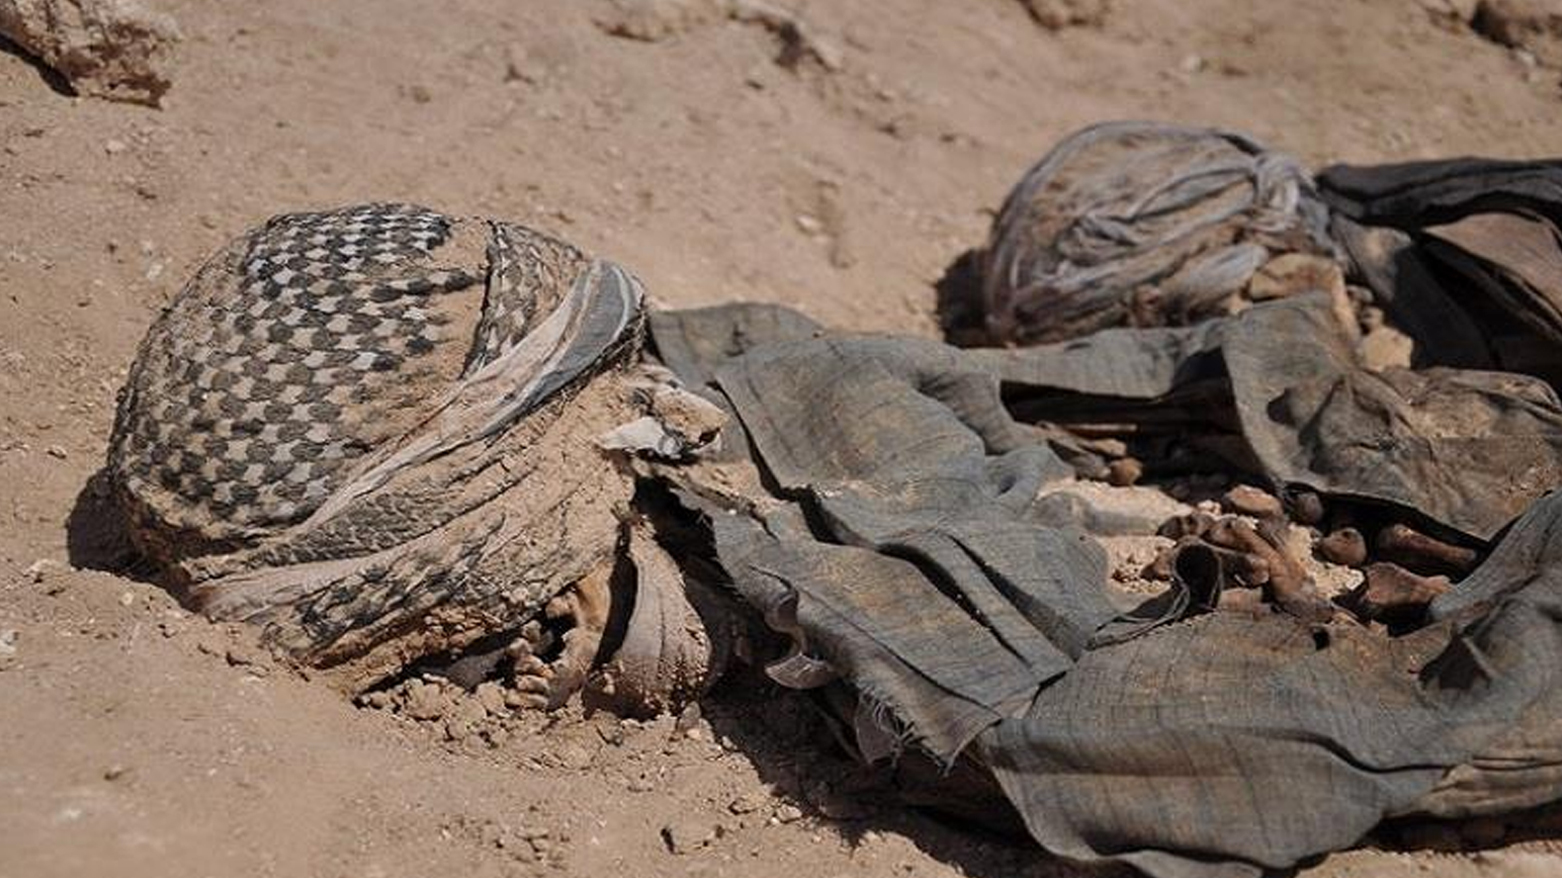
[5,2,1562,877]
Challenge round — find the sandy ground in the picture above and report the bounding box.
[6,1,1562,876]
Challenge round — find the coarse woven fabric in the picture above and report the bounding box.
[1317,157,1562,384]
[985,292,1562,544]
[650,300,1562,878]
[978,483,1562,878]
[979,120,1336,346]
[106,204,647,687]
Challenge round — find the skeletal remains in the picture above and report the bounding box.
[106,203,732,711]
[100,123,1562,878]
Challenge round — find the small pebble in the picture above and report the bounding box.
[553,741,592,770]
[597,720,626,746]
[728,793,763,815]
[225,642,269,669]
[475,681,508,717]
[1221,485,1282,519]
[661,819,717,854]
[1106,457,1143,487]
[402,680,451,721]
[674,701,703,733]
[26,559,57,583]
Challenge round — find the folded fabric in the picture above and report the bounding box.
[649,297,1562,878]
[979,120,1337,346]
[1318,157,1562,384]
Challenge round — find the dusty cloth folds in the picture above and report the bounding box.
[975,292,1562,544]
[650,299,1562,878]
[1318,157,1562,381]
[978,120,1337,346]
[652,307,1118,759]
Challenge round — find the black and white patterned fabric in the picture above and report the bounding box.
[111,203,504,538]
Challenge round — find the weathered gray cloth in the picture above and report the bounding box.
[974,291,1562,544]
[979,120,1337,346]
[653,306,1117,758]
[982,486,1562,877]
[649,298,1562,878]
[1318,157,1562,381]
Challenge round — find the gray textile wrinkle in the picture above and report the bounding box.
[650,298,1562,878]
[685,321,1116,759]
[972,293,1562,544]
[1318,156,1562,383]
